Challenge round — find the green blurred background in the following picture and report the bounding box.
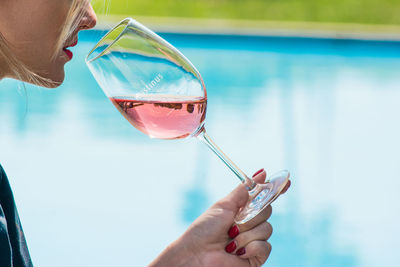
[93,0,400,25]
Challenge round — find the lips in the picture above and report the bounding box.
[63,48,73,60]
[63,39,78,60]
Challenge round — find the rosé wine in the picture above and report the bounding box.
[111,96,207,139]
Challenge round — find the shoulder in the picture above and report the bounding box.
[0,165,10,197]
[0,164,4,183]
[0,164,5,185]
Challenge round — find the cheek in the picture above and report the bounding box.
[20,26,65,75]
[5,0,70,79]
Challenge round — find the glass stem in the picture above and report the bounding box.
[196,129,257,191]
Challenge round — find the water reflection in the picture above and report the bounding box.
[181,145,210,223]
[270,210,358,266]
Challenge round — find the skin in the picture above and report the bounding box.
[0,0,97,85]
[150,170,290,267]
[0,1,291,266]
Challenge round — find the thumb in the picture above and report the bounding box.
[215,169,268,213]
[222,169,267,212]
[216,184,249,213]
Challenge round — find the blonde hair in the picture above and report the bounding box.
[0,0,91,87]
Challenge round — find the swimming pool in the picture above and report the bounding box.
[1,29,399,266]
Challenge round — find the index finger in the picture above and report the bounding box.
[252,169,267,184]
[252,169,291,195]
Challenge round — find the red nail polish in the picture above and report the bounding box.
[225,241,237,253]
[252,168,264,178]
[236,247,246,256]
[228,225,239,239]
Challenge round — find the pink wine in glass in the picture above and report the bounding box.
[111,96,207,139]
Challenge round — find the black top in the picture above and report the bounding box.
[0,165,32,267]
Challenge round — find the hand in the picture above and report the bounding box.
[149,169,291,267]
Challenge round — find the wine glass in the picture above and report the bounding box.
[86,18,290,224]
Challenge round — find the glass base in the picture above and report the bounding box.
[234,170,290,225]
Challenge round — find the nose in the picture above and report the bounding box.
[79,3,97,30]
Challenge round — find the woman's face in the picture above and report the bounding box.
[0,0,97,85]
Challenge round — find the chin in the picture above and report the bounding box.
[21,57,68,88]
[46,76,65,88]
[36,68,66,88]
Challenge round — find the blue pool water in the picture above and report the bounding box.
[1,30,400,266]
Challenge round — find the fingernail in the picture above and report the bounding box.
[225,240,237,253]
[252,168,264,177]
[228,225,239,239]
[236,247,246,256]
